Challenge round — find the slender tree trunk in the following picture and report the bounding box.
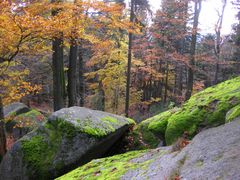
[78,47,84,106]
[125,0,134,117]
[68,44,78,107]
[179,65,183,95]
[214,0,227,84]
[164,61,169,103]
[185,0,202,100]
[214,63,219,84]
[0,96,6,161]
[98,81,105,111]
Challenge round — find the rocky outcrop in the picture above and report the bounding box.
[0,107,135,180]
[5,109,46,149]
[58,117,240,180]
[3,102,30,117]
[3,103,46,150]
[132,77,240,148]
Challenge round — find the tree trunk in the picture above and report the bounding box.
[179,65,183,95]
[78,47,85,107]
[214,62,219,84]
[125,0,134,117]
[68,44,78,107]
[98,81,105,111]
[0,96,6,161]
[52,0,65,111]
[185,0,202,100]
[52,37,65,111]
[164,62,169,104]
[214,0,226,84]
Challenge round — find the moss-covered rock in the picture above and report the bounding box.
[5,109,46,133]
[130,108,179,149]
[56,148,169,180]
[57,118,240,179]
[0,107,135,180]
[3,102,30,117]
[166,77,240,144]
[133,77,240,147]
[48,107,135,138]
[4,109,46,150]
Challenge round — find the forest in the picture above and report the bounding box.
[0,0,240,179]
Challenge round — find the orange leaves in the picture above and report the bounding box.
[0,62,42,105]
[0,0,139,61]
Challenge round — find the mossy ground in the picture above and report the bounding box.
[133,77,240,147]
[56,150,149,180]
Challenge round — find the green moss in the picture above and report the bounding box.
[81,117,113,137]
[56,149,166,180]
[165,77,240,145]
[130,121,159,150]
[131,108,179,149]
[126,118,136,124]
[101,116,118,124]
[83,126,107,137]
[21,136,48,169]
[225,104,240,123]
[57,120,78,139]
[21,135,54,178]
[21,122,63,178]
[56,150,144,180]
[79,116,134,137]
[132,77,240,147]
[148,108,179,136]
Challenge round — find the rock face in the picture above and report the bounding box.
[58,118,240,180]
[133,77,240,148]
[3,102,30,117]
[0,107,135,180]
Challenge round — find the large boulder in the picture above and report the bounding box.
[132,77,240,148]
[58,117,240,180]
[0,107,135,179]
[3,102,30,117]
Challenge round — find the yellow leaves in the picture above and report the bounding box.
[0,62,42,105]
